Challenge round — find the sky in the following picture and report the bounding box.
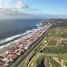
[0,0,67,15]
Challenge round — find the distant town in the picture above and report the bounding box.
[0,19,67,67]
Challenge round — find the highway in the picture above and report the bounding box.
[9,25,52,67]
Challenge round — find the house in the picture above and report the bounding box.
[61,38,67,45]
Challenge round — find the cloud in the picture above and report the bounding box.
[0,0,29,9]
[0,0,13,8]
[0,0,4,8]
[15,0,29,9]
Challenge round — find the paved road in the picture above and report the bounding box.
[9,26,51,67]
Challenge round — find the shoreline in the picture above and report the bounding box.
[0,21,43,47]
[0,29,34,47]
[0,27,42,53]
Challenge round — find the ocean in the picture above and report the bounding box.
[0,19,44,47]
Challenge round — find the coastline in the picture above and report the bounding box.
[0,20,43,47]
[0,27,42,53]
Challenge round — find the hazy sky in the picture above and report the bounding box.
[0,0,27,9]
[0,0,67,15]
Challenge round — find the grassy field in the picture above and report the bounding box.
[27,53,43,67]
[28,26,67,67]
[41,27,67,67]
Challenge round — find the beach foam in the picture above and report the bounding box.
[0,28,38,49]
[0,34,22,44]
